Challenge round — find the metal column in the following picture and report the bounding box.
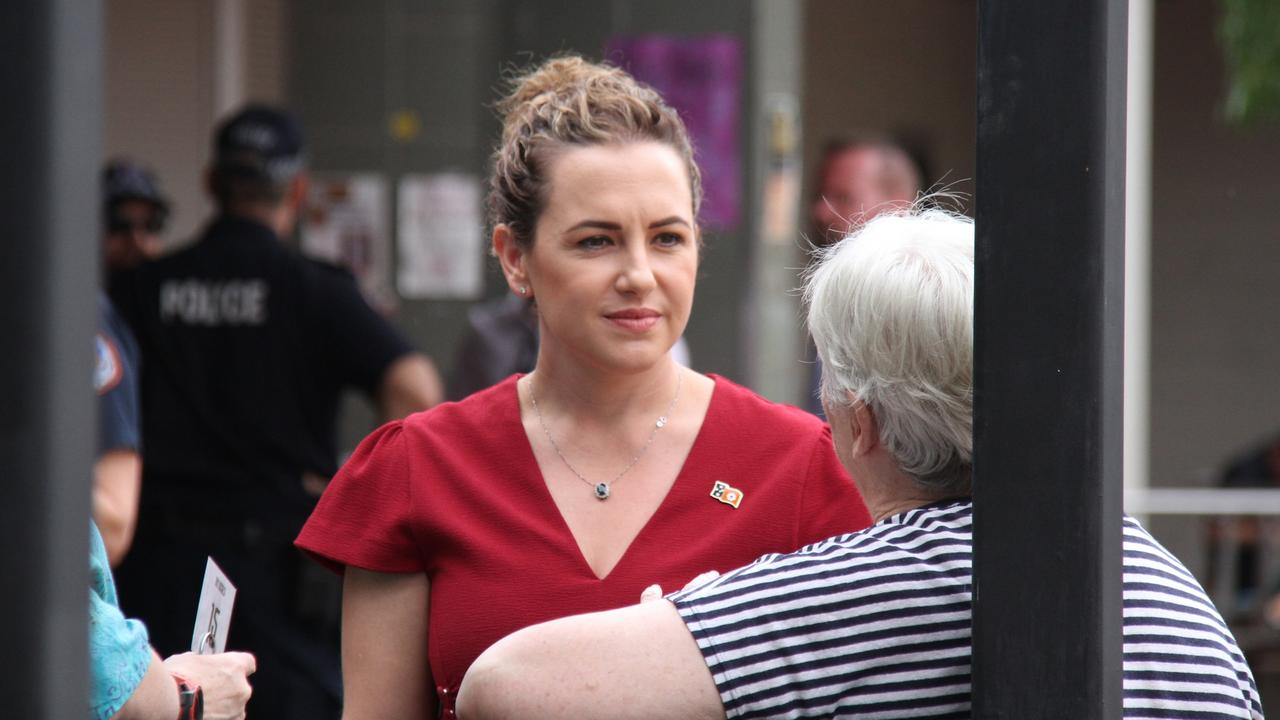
[0,1,102,717]
[971,0,1127,717]
[747,0,806,405]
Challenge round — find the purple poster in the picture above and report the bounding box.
[607,35,743,230]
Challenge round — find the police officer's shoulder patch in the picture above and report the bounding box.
[94,333,123,395]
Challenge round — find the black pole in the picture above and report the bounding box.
[971,0,1126,717]
[0,1,102,717]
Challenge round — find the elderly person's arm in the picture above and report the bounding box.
[113,650,256,720]
[457,599,724,720]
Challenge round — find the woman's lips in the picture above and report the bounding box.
[605,308,661,332]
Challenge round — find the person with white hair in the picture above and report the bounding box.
[455,208,1263,719]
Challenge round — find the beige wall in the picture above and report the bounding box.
[244,1,290,108]
[803,0,977,215]
[105,0,288,245]
[105,0,215,243]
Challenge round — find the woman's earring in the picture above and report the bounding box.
[518,286,528,296]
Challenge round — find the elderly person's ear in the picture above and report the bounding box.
[849,400,880,457]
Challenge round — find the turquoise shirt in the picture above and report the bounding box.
[89,521,152,720]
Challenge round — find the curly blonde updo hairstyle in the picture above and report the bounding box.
[488,55,703,249]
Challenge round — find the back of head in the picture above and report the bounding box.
[805,206,974,495]
[487,55,702,248]
[210,104,306,210]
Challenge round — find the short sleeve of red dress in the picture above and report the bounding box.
[296,420,422,574]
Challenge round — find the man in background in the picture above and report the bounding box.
[110,104,442,719]
[95,161,171,565]
[809,135,922,246]
[805,136,922,415]
[102,160,169,274]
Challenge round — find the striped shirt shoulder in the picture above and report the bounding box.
[670,501,1263,719]
[670,500,975,719]
[1120,517,1263,719]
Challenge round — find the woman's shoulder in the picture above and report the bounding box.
[706,373,826,433]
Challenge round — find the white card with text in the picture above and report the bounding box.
[191,557,236,654]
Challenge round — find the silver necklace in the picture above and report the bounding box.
[528,370,683,500]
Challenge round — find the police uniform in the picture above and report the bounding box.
[96,293,142,456]
[110,212,412,719]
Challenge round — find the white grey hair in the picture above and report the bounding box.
[804,206,974,495]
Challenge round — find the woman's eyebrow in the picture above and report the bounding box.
[564,219,621,233]
[648,216,691,229]
[564,216,692,233]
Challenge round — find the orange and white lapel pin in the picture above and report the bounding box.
[710,481,744,509]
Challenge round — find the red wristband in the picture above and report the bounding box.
[171,672,204,720]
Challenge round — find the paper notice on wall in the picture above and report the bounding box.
[301,173,396,311]
[396,173,484,299]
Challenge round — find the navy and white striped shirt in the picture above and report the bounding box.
[669,499,1263,719]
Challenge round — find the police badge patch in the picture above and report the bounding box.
[94,333,123,395]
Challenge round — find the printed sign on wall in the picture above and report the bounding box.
[396,173,484,300]
[301,173,396,311]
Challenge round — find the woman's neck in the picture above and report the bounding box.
[526,353,683,426]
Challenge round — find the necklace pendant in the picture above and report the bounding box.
[594,482,611,500]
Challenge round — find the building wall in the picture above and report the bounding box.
[105,0,289,244]
[802,0,978,215]
[1147,0,1280,580]
[244,0,289,106]
[105,0,217,243]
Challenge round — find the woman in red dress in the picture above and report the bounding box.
[296,56,871,718]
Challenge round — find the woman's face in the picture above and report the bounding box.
[500,141,698,374]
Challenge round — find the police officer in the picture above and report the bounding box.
[110,104,442,719]
[102,159,170,274]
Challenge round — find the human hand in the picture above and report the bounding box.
[1264,594,1280,629]
[640,570,721,603]
[163,651,256,720]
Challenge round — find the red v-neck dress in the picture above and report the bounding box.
[296,374,871,710]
